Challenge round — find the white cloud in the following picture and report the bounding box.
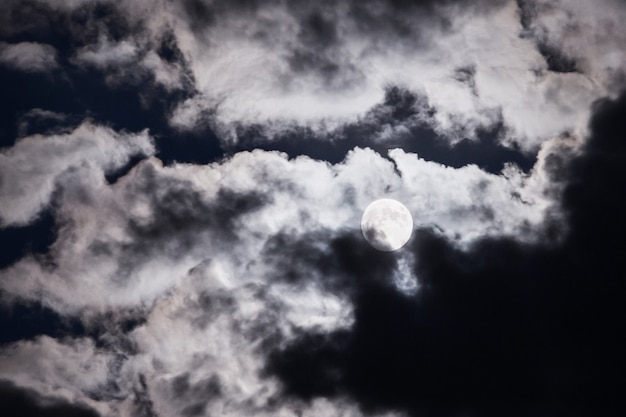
[0,1,617,149]
[1,143,556,310]
[526,0,626,89]
[72,30,188,90]
[159,0,604,149]
[73,36,139,68]
[0,336,116,416]
[0,42,58,72]
[140,51,185,91]
[0,122,154,227]
[0,138,562,414]
[2,0,606,150]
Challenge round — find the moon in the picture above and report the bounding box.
[361,199,413,252]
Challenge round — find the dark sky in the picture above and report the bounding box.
[0,1,625,417]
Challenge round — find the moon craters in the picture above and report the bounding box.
[361,199,413,252]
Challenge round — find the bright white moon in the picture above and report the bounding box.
[361,199,413,252]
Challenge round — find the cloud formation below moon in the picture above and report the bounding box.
[0,1,625,417]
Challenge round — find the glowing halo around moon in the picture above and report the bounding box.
[361,199,413,252]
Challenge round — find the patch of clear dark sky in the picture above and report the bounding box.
[0,210,56,269]
[0,302,86,346]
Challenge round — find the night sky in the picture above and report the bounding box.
[0,1,625,416]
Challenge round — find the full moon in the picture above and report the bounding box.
[361,199,413,252]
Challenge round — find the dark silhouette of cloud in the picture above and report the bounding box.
[0,380,100,417]
[266,92,626,416]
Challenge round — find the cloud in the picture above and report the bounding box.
[0,138,557,415]
[265,91,626,417]
[0,379,100,417]
[0,42,58,72]
[16,108,68,137]
[0,122,154,226]
[0,0,609,149]
[519,0,626,87]
[0,336,114,416]
[1,140,555,304]
[0,1,624,417]
[158,0,602,149]
[74,37,139,68]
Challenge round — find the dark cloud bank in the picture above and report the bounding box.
[0,380,99,417]
[266,93,626,417]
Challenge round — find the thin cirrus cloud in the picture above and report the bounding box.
[0,1,624,417]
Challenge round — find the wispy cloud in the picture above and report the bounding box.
[0,42,58,73]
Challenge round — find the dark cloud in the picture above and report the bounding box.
[182,0,264,33]
[536,43,578,74]
[265,92,626,416]
[284,10,359,87]
[181,0,505,34]
[131,374,158,417]
[1,1,132,50]
[2,158,271,310]
[516,0,579,74]
[454,65,478,95]
[261,231,386,292]
[285,49,359,89]
[170,373,221,417]
[179,0,506,86]
[282,0,507,85]
[336,0,505,43]
[127,173,268,244]
[298,12,338,49]
[0,380,100,417]
[101,166,270,279]
[182,0,217,32]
